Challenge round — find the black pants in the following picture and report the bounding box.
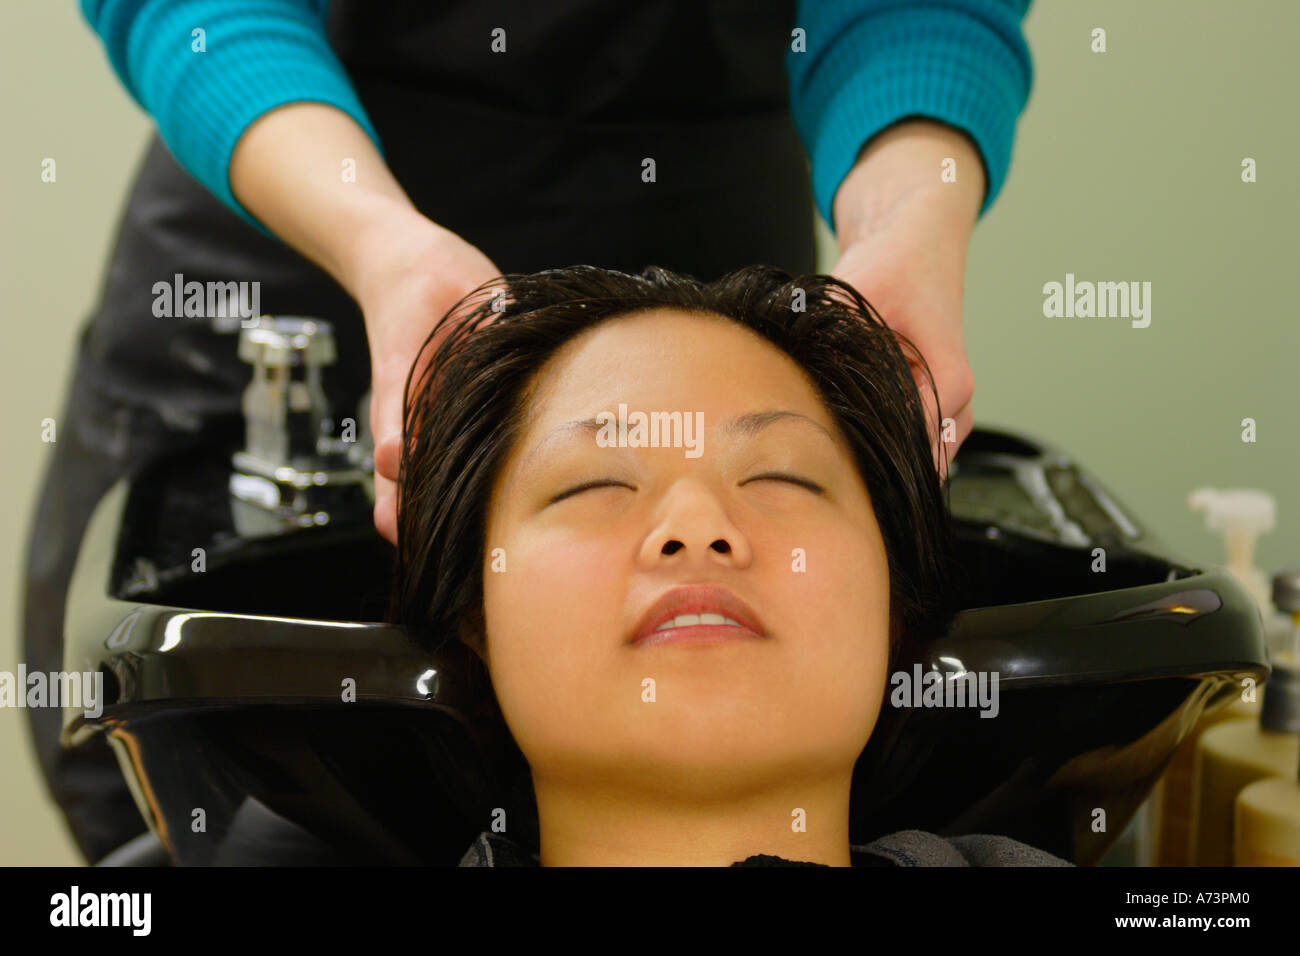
[23,366,147,863]
[20,136,379,863]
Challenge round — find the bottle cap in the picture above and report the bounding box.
[1272,569,1300,614]
[1188,488,1276,534]
[1260,656,1300,734]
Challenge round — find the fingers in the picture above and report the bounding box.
[915,380,945,480]
[938,402,974,484]
[374,431,401,483]
[911,364,973,485]
[373,471,398,546]
[354,225,503,548]
[372,410,402,544]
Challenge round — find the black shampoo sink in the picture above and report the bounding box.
[63,425,1270,865]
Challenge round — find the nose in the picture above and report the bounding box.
[637,478,754,570]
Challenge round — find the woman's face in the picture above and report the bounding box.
[480,309,891,799]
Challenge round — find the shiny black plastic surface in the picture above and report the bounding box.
[64,426,1270,865]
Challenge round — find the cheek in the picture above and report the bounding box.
[822,528,890,654]
[481,525,626,736]
[759,513,891,722]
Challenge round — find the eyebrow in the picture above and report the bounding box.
[518,409,839,472]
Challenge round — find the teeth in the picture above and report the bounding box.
[654,613,742,632]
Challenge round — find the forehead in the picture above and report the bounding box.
[499,309,846,472]
[519,308,826,423]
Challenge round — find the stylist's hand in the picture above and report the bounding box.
[829,120,985,484]
[351,210,501,545]
[230,103,502,547]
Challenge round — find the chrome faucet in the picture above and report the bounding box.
[229,315,373,534]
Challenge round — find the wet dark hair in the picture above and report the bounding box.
[387,263,961,668]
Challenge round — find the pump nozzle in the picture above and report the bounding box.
[1188,488,1276,614]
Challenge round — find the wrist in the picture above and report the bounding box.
[230,102,421,295]
[833,119,985,248]
[335,194,439,304]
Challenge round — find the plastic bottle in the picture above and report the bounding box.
[1235,735,1300,866]
[1233,579,1300,866]
[1191,652,1299,865]
[1149,491,1280,865]
[1188,568,1300,866]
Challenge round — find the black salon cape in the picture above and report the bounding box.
[459,830,1075,867]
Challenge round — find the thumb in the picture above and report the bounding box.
[909,362,946,483]
[369,366,405,484]
[374,431,401,483]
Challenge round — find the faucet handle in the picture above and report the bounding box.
[237,315,337,369]
[236,316,338,470]
[230,316,371,534]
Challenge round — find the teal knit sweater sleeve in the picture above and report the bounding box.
[81,2,1032,237]
[79,0,383,235]
[787,0,1034,229]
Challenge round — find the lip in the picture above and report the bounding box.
[628,584,768,647]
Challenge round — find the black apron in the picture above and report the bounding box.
[23,0,814,862]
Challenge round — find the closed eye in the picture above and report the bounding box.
[743,472,825,494]
[549,479,635,505]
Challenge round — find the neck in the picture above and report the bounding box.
[532,768,855,866]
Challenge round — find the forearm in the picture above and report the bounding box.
[81,0,385,237]
[832,119,986,251]
[229,102,421,300]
